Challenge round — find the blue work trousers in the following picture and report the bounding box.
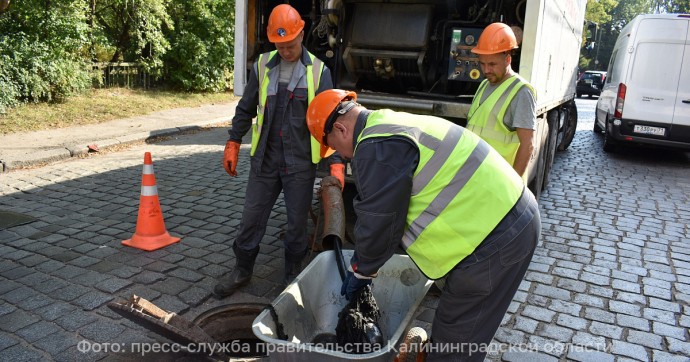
[233,167,316,258]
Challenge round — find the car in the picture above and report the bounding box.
[576,70,606,98]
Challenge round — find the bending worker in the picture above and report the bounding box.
[467,22,536,178]
[307,89,541,361]
[215,4,341,298]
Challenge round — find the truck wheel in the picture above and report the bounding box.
[557,101,577,151]
[542,110,559,190]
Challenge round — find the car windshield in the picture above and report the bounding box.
[580,72,605,82]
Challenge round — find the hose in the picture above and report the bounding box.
[332,235,347,281]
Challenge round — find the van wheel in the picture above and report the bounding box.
[603,126,617,153]
[576,93,582,98]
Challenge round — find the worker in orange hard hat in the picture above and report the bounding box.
[215,4,340,298]
[467,22,536,179]
[307,89,540,362]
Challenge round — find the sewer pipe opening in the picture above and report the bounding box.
[193,303,269,359]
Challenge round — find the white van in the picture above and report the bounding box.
[594,13,690,152]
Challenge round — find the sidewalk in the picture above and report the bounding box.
[0,101,239,172]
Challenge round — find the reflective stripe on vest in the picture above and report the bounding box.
[252,50,325,163]
[357,110,524,279]
[466,75,534,166]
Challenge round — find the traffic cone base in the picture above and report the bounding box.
[122,232,180,251]
[122,152,181,251]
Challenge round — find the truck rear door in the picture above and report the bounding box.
[625,18,687,126]
[672,18,690,128]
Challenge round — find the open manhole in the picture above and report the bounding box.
[193,303,269,359]
[108,298,270,361]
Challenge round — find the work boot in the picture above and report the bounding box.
[283,249,306,286]
[213,245,259,298]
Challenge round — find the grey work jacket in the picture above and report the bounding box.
[229,46,333,174]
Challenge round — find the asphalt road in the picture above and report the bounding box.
[0,98,689,361]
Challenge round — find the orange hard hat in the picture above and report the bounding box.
[307,89,358,158]
[267,4,305,43]
[471,23,519,55]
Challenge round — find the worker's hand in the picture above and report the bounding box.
[341,271,372,301]
[330,163,346,191]
[222,140,241,177]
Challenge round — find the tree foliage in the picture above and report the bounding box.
[652,0,690,14]
[164,0,234,92]
[0,0,92,113]
[580,0,618,69]
[580,0,689,71]
[586,0,618,25]
[0,0,234,113]
[93,0,172,74]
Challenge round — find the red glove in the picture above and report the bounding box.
[222,140,240,177]
[330,163,345,190]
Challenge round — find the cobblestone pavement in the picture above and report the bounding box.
[0,99,689,361]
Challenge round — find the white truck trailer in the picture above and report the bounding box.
[233,0,586,199]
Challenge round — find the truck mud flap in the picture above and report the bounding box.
[557,101,578,151]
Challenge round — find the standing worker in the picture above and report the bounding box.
[215,4,341,298]
[467,22,536,178]
[307,89,541,361]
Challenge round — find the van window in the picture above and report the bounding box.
[606,50,619,84]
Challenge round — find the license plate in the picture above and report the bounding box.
[633,125,665,136]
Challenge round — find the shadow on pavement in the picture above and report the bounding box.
[0,130,317,360]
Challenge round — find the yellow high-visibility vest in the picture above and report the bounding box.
[252,50,325,164]
[467,75,535,166]
[357,110,524,279]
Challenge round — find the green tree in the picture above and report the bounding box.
[653,0,690,13]
[578,0,683,71]
[1,0,233,113]
[163,0,234,92]
[594,0,658,71]
[586,0,618,25]
[0,0,91,113]
[93,0,172,74]
[580,0,618,70]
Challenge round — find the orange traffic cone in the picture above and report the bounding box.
[122,152,180,251]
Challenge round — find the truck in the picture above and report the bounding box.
[233,0,585,201]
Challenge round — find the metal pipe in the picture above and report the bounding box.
[319,176,347,280]
[359,97,435,112]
